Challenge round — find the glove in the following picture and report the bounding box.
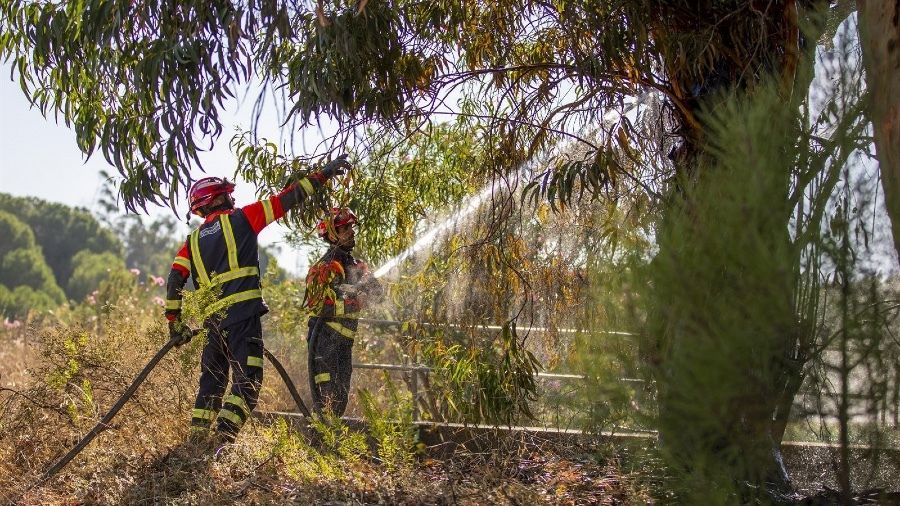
[352,273,384,306]
[320,153,351,180]
[360,276,385,303]
[168,320,193,347]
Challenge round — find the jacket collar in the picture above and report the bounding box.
[203,209,234,223]
[327,244,354,261]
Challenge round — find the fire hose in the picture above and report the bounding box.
[25,333,310,494]
[263,348,311,417]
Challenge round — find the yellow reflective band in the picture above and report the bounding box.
[217,408,244,427]
[314,372,331,384]
[210,266,259,286]
[247,356,264,368]
[334,299,345,316]
[190,229,210,286]
[299,177,315,196]
[173,256,191,270]
[223,394,250,417]
[206,289,263,315]
[219,215,239,271]
[262,198,275,225]
[192,408,217,422]
[326,321,355,339]
[190,425,211,432]
[166,299,182,310]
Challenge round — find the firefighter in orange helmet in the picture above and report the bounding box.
[164,156,350,443]
[304,207,383,416]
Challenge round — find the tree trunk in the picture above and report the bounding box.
[647,3,830,499]
[857,0,900,266]
[650,153,797,499]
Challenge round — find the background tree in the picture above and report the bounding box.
[66,250,129,302]
[0,208,33,259]
[0,193,122,295]
[0,210,65,318]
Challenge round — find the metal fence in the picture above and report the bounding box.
[346,317,645,422]
[351,360,646,422]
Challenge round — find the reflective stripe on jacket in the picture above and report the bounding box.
[187,209,267,326]
[306,246,364,339]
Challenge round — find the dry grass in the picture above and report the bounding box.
[4,428,644,505]
[0,326,36,390]
[0,304,649,505]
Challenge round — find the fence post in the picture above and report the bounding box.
[411,346,420,422]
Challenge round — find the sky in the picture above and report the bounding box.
[0,68,324,276]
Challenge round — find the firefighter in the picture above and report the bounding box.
[305,208,383,416]
[164,156,350,443]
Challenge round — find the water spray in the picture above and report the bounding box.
[371,183,495,279]
[369,103,631,280]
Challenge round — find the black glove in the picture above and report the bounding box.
[168,320,193,347]
[320,153,351,180]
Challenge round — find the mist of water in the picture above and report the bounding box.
[372,176,511,279]
[370,106,634,280]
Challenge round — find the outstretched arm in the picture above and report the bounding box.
[243,155,352,234]
[163,243,194,346]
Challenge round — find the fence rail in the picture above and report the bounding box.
[334,318,898,427]
[345,317,644,420]
[350,360,648,421]
[356,317,636,337]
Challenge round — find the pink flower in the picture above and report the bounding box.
[153,296,165,307]
[3,318,21,329]
[87,295,96,304]
[151,275,165,287]
[129,268,141,276]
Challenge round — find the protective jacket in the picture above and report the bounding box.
[306,246,370,339]
[165,175,322,325]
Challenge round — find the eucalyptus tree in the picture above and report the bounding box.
[1,0,891,499]
[857,0,900,266]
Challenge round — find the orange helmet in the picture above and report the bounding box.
[316,207,358,240]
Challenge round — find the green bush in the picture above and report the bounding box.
[0,284,61,319]
[66,250,129,302]
[1,248,63,298]
[0,211,66,318]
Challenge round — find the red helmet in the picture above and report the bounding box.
[189,177,235,213]
[317,207,358,240]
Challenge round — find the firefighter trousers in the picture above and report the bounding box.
[307,319,353,417]
[190,316,264,441]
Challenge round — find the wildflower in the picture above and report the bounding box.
[129,268,141,276]
[153,296,165,307]
[3,318,22,329]
[151,275,165,287]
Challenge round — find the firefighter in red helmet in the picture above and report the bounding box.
[164,155,350,444]
[304,207,383,416]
